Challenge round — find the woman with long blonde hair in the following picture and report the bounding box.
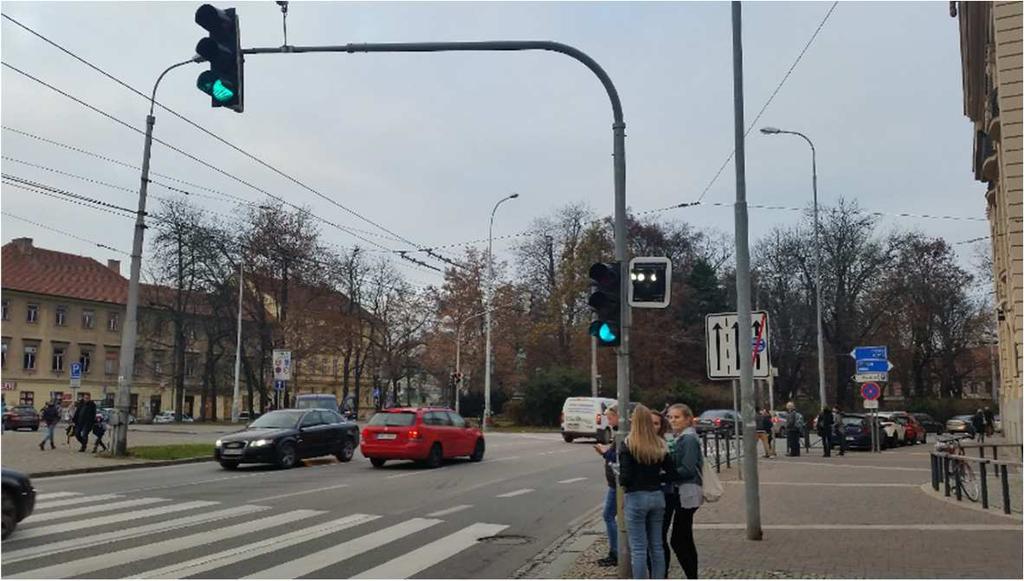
[619,404,681,579]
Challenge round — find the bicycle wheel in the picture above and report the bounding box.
[958,462,980,502]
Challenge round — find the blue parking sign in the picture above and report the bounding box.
[70,362,82,379]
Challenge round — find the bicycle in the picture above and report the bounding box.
[935,435,980,502]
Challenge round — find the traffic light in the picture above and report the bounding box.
[588,262,621,347]
[195,4,244,112]
[628,256,672,308]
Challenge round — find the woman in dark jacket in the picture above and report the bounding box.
[665,404,703,579]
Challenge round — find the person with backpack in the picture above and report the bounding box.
[663,404,705,579]
[91,412,108,453]
[785,402,803,457]
[39,401,60,450]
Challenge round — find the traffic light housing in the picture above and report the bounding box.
[588,262,621,347]
[628,256,672,308]
[195,4,244,112]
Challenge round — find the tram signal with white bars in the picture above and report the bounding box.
[705,311,771,380]
[628,256,672,308]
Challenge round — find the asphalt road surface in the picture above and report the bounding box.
[3,431,607,579]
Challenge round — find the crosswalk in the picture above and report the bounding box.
[3,490,511,579]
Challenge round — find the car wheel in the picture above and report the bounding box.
[426,443,443,469]
[469,438,485,462]
[369,458,386,468]
[276,442,297,469]
[2,490,16,540]
[219,461,240,470]
[562,434,574,443]
[335,439,355,463]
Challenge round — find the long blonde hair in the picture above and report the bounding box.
[627,404,668,465]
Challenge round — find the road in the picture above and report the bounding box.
[3,431,607,579]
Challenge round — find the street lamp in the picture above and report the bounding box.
[760,126,827,408]
[484,193,519,431]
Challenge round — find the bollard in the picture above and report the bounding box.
[714,432,721,473]
[931,455,940,491]
[943,457,951,497]
[954,461,963,501]
[993,446,999,478]
[725,431,732,468]
[980,461,989,509]
[1000,464,1011,515]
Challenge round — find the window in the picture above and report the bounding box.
[108,312,120,332]
[23,345,37,370]
[300,412,322,427]
[425,411,452,426]
[320,358,328,376]
[185,354,197,377]
[1,341,7,368]
[82,309,95,329]
[55,305,67,327]
[2,300,9,321]
[153,351,164,376]
[26,303,38,323]
[104,350,119,375]
[19,391,34,406]
[79,349,92,374]
[52,345,66,372]
[447,412,467,428]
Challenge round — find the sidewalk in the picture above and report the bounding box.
[555,444,1023,579]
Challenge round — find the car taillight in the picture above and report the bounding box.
[714,418,722,426]
[361,428,369,440]
[408,429,422,439]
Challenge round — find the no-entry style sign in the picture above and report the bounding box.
[861,382,881,401]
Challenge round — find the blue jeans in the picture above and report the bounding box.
[625,490,666,579]
[41,423,56,446]
[603,487,618,556]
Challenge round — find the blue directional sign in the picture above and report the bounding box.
[857,359,891,373]
[274,380,286,391]
[852,346,887,361]
[70,362,82,379]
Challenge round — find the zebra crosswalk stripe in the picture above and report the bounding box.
[33,493,123,511]
[136,513,380,579]
[11,500,220,543]
[10,510,320,579]
[353,522,509,579]
[33,492,81,501]
[245,518,443,579]
[26,497,167,520]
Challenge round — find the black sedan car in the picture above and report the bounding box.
[2,467,36,539]
[836,414,889,451]
[911,412,943,435]
[214,409,359,470]
[695,409,742,436]
[4,405,40,431]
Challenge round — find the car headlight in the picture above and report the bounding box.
[251,439,271,447]
[215,439,222,447]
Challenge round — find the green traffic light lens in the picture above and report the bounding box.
[598,323,617,343]
[197,73,235,103]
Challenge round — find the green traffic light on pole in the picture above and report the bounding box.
[592,321,618,344]
[197,71,235,102]
[194,4,244,113]
[588,262,622,347]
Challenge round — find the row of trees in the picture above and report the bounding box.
[143,195,992,424]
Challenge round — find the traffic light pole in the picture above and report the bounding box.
[111,57,200,457]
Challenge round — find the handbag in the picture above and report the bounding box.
[701,462,723,503]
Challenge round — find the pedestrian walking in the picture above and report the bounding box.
[817,406,834,457]
[971,409,986,443]
[91,413,108,452]
[785,402,803,457]
[833,406,846,456]
[983,406,995,437]
[74,397,97,452]
[663,403,703,579]
[39,401,60,450]
[594,404,620,568]
[756,408,775,458]
[619,404,681,579]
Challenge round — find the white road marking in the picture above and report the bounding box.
[33,493,123,511]
[11,509,320,579]
[353,522,509,579]
[488,456,521,463]
[386,471,422,479]
[136,513,380,579]
[33,492,80,501]
[557,477,587,484]
[25,496,166,520]
[5,505,266,563]
[12,500,219,542]
[248,483,349,503]
[723,481,919,488]
[245,518,443,579]
[773,460,929,472]
[427,504,473,517]
[496,488,535,498]
[696,523,1022,531]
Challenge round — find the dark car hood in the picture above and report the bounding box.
[220,427,295,442]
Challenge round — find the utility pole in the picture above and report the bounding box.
[731,1,762,541]
[231,255,243,423]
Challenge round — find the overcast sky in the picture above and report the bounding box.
[0,1,989,288]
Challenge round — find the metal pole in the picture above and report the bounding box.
[455,324,462,415]
[731,1,762,541]
[112,58,197,456]
[810,140,826,409]
[485,194,518,432]
[591,329,599,398]
[733,378,742,479]
[231,256,243,423]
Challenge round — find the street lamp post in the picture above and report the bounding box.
[485,193,519,432]
[760,126,826,408]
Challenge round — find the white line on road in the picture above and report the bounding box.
[557,477,588,484]
[245,518,443,579]
[696,523,1022,531]
[488,456,521,462]
[723,481,920,488]
[772,460,929,472]
[386,471,423,479]
[353,522,509,579]
[33,492,80,501]
[33,493,123,511]
[10,509,320,579]
[248,483,350,503]
[12,500,219,542]
[136,513,380,579]
[26,496,167,520]
[427,504,474,517]
[496,488,535,498]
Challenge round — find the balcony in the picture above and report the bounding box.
[975,131,1000,182]
[988,88,1001,141]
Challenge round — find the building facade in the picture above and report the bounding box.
[955,1,1023,449]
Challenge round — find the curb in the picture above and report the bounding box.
[29,456,213,478]
[513,502,604,579]
[917,482,1023,520]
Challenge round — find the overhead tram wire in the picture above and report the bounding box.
[1,210,130,256]
[0,13,465,269]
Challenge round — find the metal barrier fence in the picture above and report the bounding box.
[700,430,744,473]
[930,442,1022,515]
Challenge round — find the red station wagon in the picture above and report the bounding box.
[360,407,485,469]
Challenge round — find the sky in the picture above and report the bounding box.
[0,1,990,289]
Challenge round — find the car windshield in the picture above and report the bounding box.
[842,416,865,425]
[248,411,302,429]
[368,412,416,427]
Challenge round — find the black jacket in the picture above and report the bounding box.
[817,410,834,433]
[75,401,97,429]
[619,444,681,493]
[757,414,772,432]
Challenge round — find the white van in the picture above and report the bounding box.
[561,397,618,444]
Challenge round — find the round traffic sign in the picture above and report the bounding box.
[752,338,766,353]
[861,382,881,401]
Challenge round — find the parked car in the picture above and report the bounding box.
[835,414,889,450]
[98,408,136,425]
[2,467,36,540]
[911,412,943,435]
[875,412,906,447]
[360,407,484,469]
[215,408,359,470]
[294,393,340,413]
[889,411,926,444]
[945,414,976,436]
[695,409,742,436]
[560,397,618,443]
[153,411,194,424]
[3,405,40,431]
[770,411,788,437]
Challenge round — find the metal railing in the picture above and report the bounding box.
[930,441,1022,515]
[699,429,744,473]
